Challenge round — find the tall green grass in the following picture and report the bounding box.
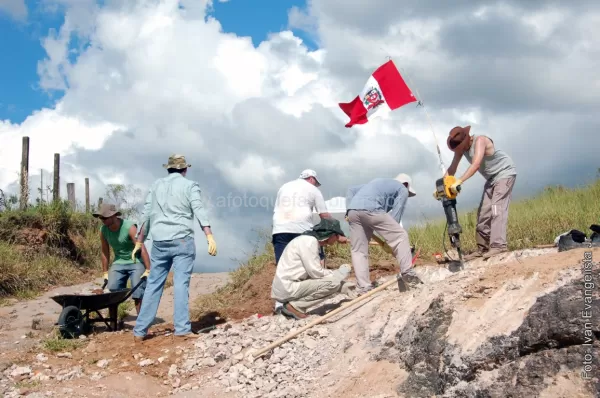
[0,200,101,298]
[409,179,600,257]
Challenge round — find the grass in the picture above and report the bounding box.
[0,200,101,299]
[41,329,85,352]
[192,178,600,319]
[409,179,600,257]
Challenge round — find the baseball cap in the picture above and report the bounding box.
[394,173,416,197]
[299,169,321,186]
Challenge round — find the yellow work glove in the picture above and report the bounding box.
[131,242,143,263]
[102,272,108,283]
[450,178,463,194]
[207,234,217,256]
[142,269,150,279]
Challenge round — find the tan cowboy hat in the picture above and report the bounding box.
[92,203,121,219]
[163,154,191,169]
[447,126,472,152]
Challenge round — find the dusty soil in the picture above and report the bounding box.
[205,258,405,322]
[1,246,598,398]
[0,272,230,354]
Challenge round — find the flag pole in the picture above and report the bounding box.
[397,65,447,176]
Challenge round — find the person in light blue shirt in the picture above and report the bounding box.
[345,173,421,295]
[132,154,217,341]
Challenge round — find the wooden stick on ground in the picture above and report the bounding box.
[251,275,399,359]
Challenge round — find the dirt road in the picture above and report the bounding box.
[0,272,230,354]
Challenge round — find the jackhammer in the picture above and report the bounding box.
[434,175,464,269]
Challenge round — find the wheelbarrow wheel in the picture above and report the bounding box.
[57,305,84,339]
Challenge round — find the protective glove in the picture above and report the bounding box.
[132,242,143,263]
[207,234,217,256]
[450,178,463,194]
[433,189,440,200]
[142,269,150,279]
[338,263,352,277]
[102,272,108,284]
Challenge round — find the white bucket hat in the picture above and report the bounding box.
[299,169,321,186]
[395,173,416,197]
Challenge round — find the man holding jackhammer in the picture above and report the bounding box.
[443,126,517,260]
[345,173,421,295]
[131,154,218,341]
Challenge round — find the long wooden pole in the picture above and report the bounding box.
[67,183,75,210]
[20,136,30,210]
[53,154,60,202]
[85,178,90,213]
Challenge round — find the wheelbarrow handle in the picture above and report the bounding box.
[101,280,108,290]
[122,275,148,302]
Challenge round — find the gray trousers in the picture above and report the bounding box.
[476,176,516,251]
[273,266,350,313]
[348,210,413,293]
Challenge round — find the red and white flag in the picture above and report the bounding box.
[338,60,417,128]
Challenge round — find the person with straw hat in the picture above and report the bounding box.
[93,203,151,319]
[132,154,217,341]
[444,126,517,260]
[345,173,421,295]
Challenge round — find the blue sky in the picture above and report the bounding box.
[0,0,313,124]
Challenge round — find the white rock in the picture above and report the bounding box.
[36,354,48,362]
[139,359,154,367]
[303,338,318,349]
[11,367,31,377]
[168,365,178,377]
[96,359,110,369]
[158,356,167,364]
[201,358,216,367]
[56,352,72,358]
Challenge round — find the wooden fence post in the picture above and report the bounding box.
[67,183,75,210]
[20,136,30,210]
[53,154,60,202]
[85,178,90,213]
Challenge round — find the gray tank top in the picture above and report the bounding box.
[464,135,517,184]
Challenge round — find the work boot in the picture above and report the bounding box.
[397,273,423,292]
[340,282,358,300]
[463,250,485,261]
[281,303,307,320]
[483,248,508,259]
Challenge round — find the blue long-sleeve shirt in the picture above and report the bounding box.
[346,178,408,224]
[138,173,211,242]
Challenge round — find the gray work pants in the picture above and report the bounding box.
[273,266,350,313]
[348,210,414,293]
[476,176,516,251]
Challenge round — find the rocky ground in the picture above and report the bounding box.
[0,248,598,397]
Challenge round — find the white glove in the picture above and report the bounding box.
[339,264,352,277]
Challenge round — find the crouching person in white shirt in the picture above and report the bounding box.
[271,218,353,320]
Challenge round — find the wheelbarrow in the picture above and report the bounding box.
[51,276,147,339]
